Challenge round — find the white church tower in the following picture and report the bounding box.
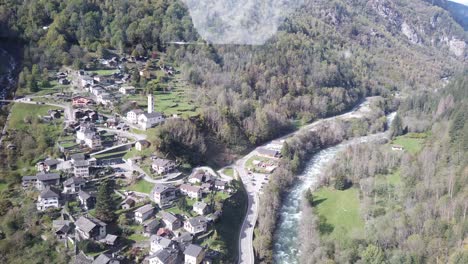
[148,94,154,114]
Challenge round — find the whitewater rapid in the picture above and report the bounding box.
[273,112,396,263]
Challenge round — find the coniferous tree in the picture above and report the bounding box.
[95,180,116,222]
[390,114,404,138]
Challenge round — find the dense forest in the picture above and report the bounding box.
[297,74,468,263]
[0,0,466,157]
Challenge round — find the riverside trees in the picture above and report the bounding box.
[297,75,468,263]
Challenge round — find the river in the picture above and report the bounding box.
[272,112,396,263]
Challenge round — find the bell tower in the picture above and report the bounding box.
[148,94,154,113]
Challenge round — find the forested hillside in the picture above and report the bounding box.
[297,74,468,263]
[0,0,466,157]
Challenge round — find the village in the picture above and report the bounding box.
[1,52,284,264]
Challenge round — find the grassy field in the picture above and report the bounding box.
[92,69,118,75]
[94,150,128,159]
[8,103,61,130]
[245,155,277,173]
[212,181,247,262]
[123,147,153,159]
[127,179,154,194]
[126,89,197,118]
[313,187,364,239]
[392,133,426,154]
[222,168,234,177]
[0,182,7,192]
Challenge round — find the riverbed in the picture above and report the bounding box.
[273,112,396,263]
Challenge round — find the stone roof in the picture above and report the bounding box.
[161,212,178,224]
[74,160,90,167]
[257,147,279,157]
[75,251,93,264]
[64,177,86,186]
[215,180,227,187]
[148,248,178,263]
[40,186,60,198]
[93,253,117,264]
[193,201,208,211]
[152,184,175,195]
[152,158,175,167]
[184,244,203,257]
[36,173,60,181]
[134,204,154,215]
[43,159,60,166]
[180,184,201,193]
[78,190,92,200]
[103,234,118,244]
[150,235,172,248]
[75,216,106,233]
[52,220,71,234]
[70,153,86,161]
[22,175,37,181]
[187,216,208,227]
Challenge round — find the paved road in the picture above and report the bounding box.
[234,97,376,264]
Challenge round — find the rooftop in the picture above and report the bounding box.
[134,204,154,215]
[36,173,60,181]
[152,184,175,194]
[184,244,203,257]
[40,186,60,198]
[75,216,106,233]
[187,216,208,227]
[161,211,178,224]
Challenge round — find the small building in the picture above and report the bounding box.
[22,175,37,188]
[214,180,227,191]
[93,253,121,264]
[152,158,176,175]
[257,148,281,158]
[134,204,155,223]
[138,112,165,130]
[192,202,209,216]
[78,190,96,210]
[135,140,151,151]
[121,197,136,210]
[58,78,70,85]
[161,212,182,231]
[72,96,94,108]
[119,86,136,95]
[188,171,212,184]
[147,248,179,264]
[126,109,145,124]
[36,173,61,190]
[49,110,62,119]
[184,244,205,264]
[75,216,107,241]
[102,234,118,246]
[143,218,160,236]
[74,159,90,178]
[52,220,71,239]
[150,235,176,254]
[36,186,61,211]
[70,153,86,164]
[63,177,86,194]
[151,184,177,207]
[180,184,202,200]
[184,216,208,235]
[391,145,404,151]
[36,158,60,172]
